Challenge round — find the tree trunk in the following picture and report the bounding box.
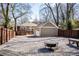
[14,18,17,35]
[56,3,59,26]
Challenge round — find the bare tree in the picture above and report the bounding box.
[0,3,11,42]
[0,3,10,28]
[65,3,76,29]
[11,3,32,33]
[59,4,66,22]
[45,3,60,26]
[39,6,53,23]
[40,3,76,28]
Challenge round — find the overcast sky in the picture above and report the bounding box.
[30,3,41,21]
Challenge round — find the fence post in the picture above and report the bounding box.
[9,30,10,40]
[6,28,8,42]
[3,28,5,43]
[62,29,64,37]
[77,30,79,38]
[0,28,3,44]
[71,30,72,38]
[7,29,9,41]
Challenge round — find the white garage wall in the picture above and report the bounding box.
[40,28,58,37]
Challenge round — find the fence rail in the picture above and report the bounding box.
[58,29,79,38]
[0,27,15,45]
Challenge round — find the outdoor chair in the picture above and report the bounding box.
[68,38,79,47]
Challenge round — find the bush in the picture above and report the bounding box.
[67,20,72,30]
[71,20,79,29]
[60,19,79,30]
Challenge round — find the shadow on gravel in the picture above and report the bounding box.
[0,54,3,56]
[38,48,54,53]
[67,44,79,50]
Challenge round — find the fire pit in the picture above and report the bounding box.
[44,41,58,50]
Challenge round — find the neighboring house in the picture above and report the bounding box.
[17,22,37,35]
[17,21,58,37]
[37,21,58,37]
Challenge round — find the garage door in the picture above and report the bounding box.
[41,28,58,37]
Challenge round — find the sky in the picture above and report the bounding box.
[30,3,42,22]
[30,3,55,22]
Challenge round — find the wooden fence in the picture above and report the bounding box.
[0,27,15,45]
[16,26,34,35]
[16,30,33,35]
[58,29,79,38]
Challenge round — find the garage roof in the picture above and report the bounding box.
[39,21,58,28]
[19,22,37,27]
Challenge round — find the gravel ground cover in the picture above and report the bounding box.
[0,36,79,56]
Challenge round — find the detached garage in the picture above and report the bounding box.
[38,21,58,37]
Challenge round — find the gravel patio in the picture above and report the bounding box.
[0,36,79,56]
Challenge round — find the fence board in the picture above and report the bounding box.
[0,27,15,45]
[58,29,79,38]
